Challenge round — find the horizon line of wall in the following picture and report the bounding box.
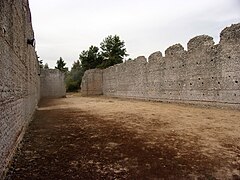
[81,23,240,108]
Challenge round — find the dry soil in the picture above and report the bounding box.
[5,94,240,179]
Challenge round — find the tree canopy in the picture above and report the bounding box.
[65,35,128,92]
[79,35,128,71]
[43,63,49,69]
[65,60,84,92]
[55,57,68,72]
[100,35,128,68]
[79,46,103,71]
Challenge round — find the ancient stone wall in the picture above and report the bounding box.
[0,0,40,177]
[82,23,240,107]
[40,69,66,98]
[103,57,147,98]
[81,69,103,96]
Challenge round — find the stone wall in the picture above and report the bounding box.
[82,23,240,107]
[81,69,103,96]
[40,69,66,98]
[0,0,40,177]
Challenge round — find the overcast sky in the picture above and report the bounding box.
[29,0,240,69]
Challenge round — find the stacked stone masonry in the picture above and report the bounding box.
[81,69,103,96]
[40,69,66,98]
[0,0,40,177]
[81,23,240,107]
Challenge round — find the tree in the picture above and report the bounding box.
[65,60,84,92]
[70,60,84,85]
[100,35,128,68]
[72,59,81,70]
[43,63,49,69]
[79,46,103,71]
[55,57,68,72]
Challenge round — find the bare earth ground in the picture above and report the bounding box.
[6,94,240,179]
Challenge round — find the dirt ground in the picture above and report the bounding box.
[5,94,240,179]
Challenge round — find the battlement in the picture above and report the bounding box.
[82,23,240,107]
[165,43,185,57]
[187,35,214,51]
[220,23,240,43]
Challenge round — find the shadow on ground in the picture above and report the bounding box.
[5,98,238,179]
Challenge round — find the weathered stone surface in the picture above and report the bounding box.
[165,43,185,57]
[81,68,103,96]
[81,23,240,107]
[220,23,240,44]
[0,0,40,177]
[40,69,66,98]
[187,35,214,52]
[103,56,148,98]
[148,51,162,63]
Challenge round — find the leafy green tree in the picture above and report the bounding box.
[70,60,84,85]
[75,35,128,91]
[55,57,68,72]
[72,60,81,70]
[79,46,103,71]
[65,60,84,92]
[100,35,128,68]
